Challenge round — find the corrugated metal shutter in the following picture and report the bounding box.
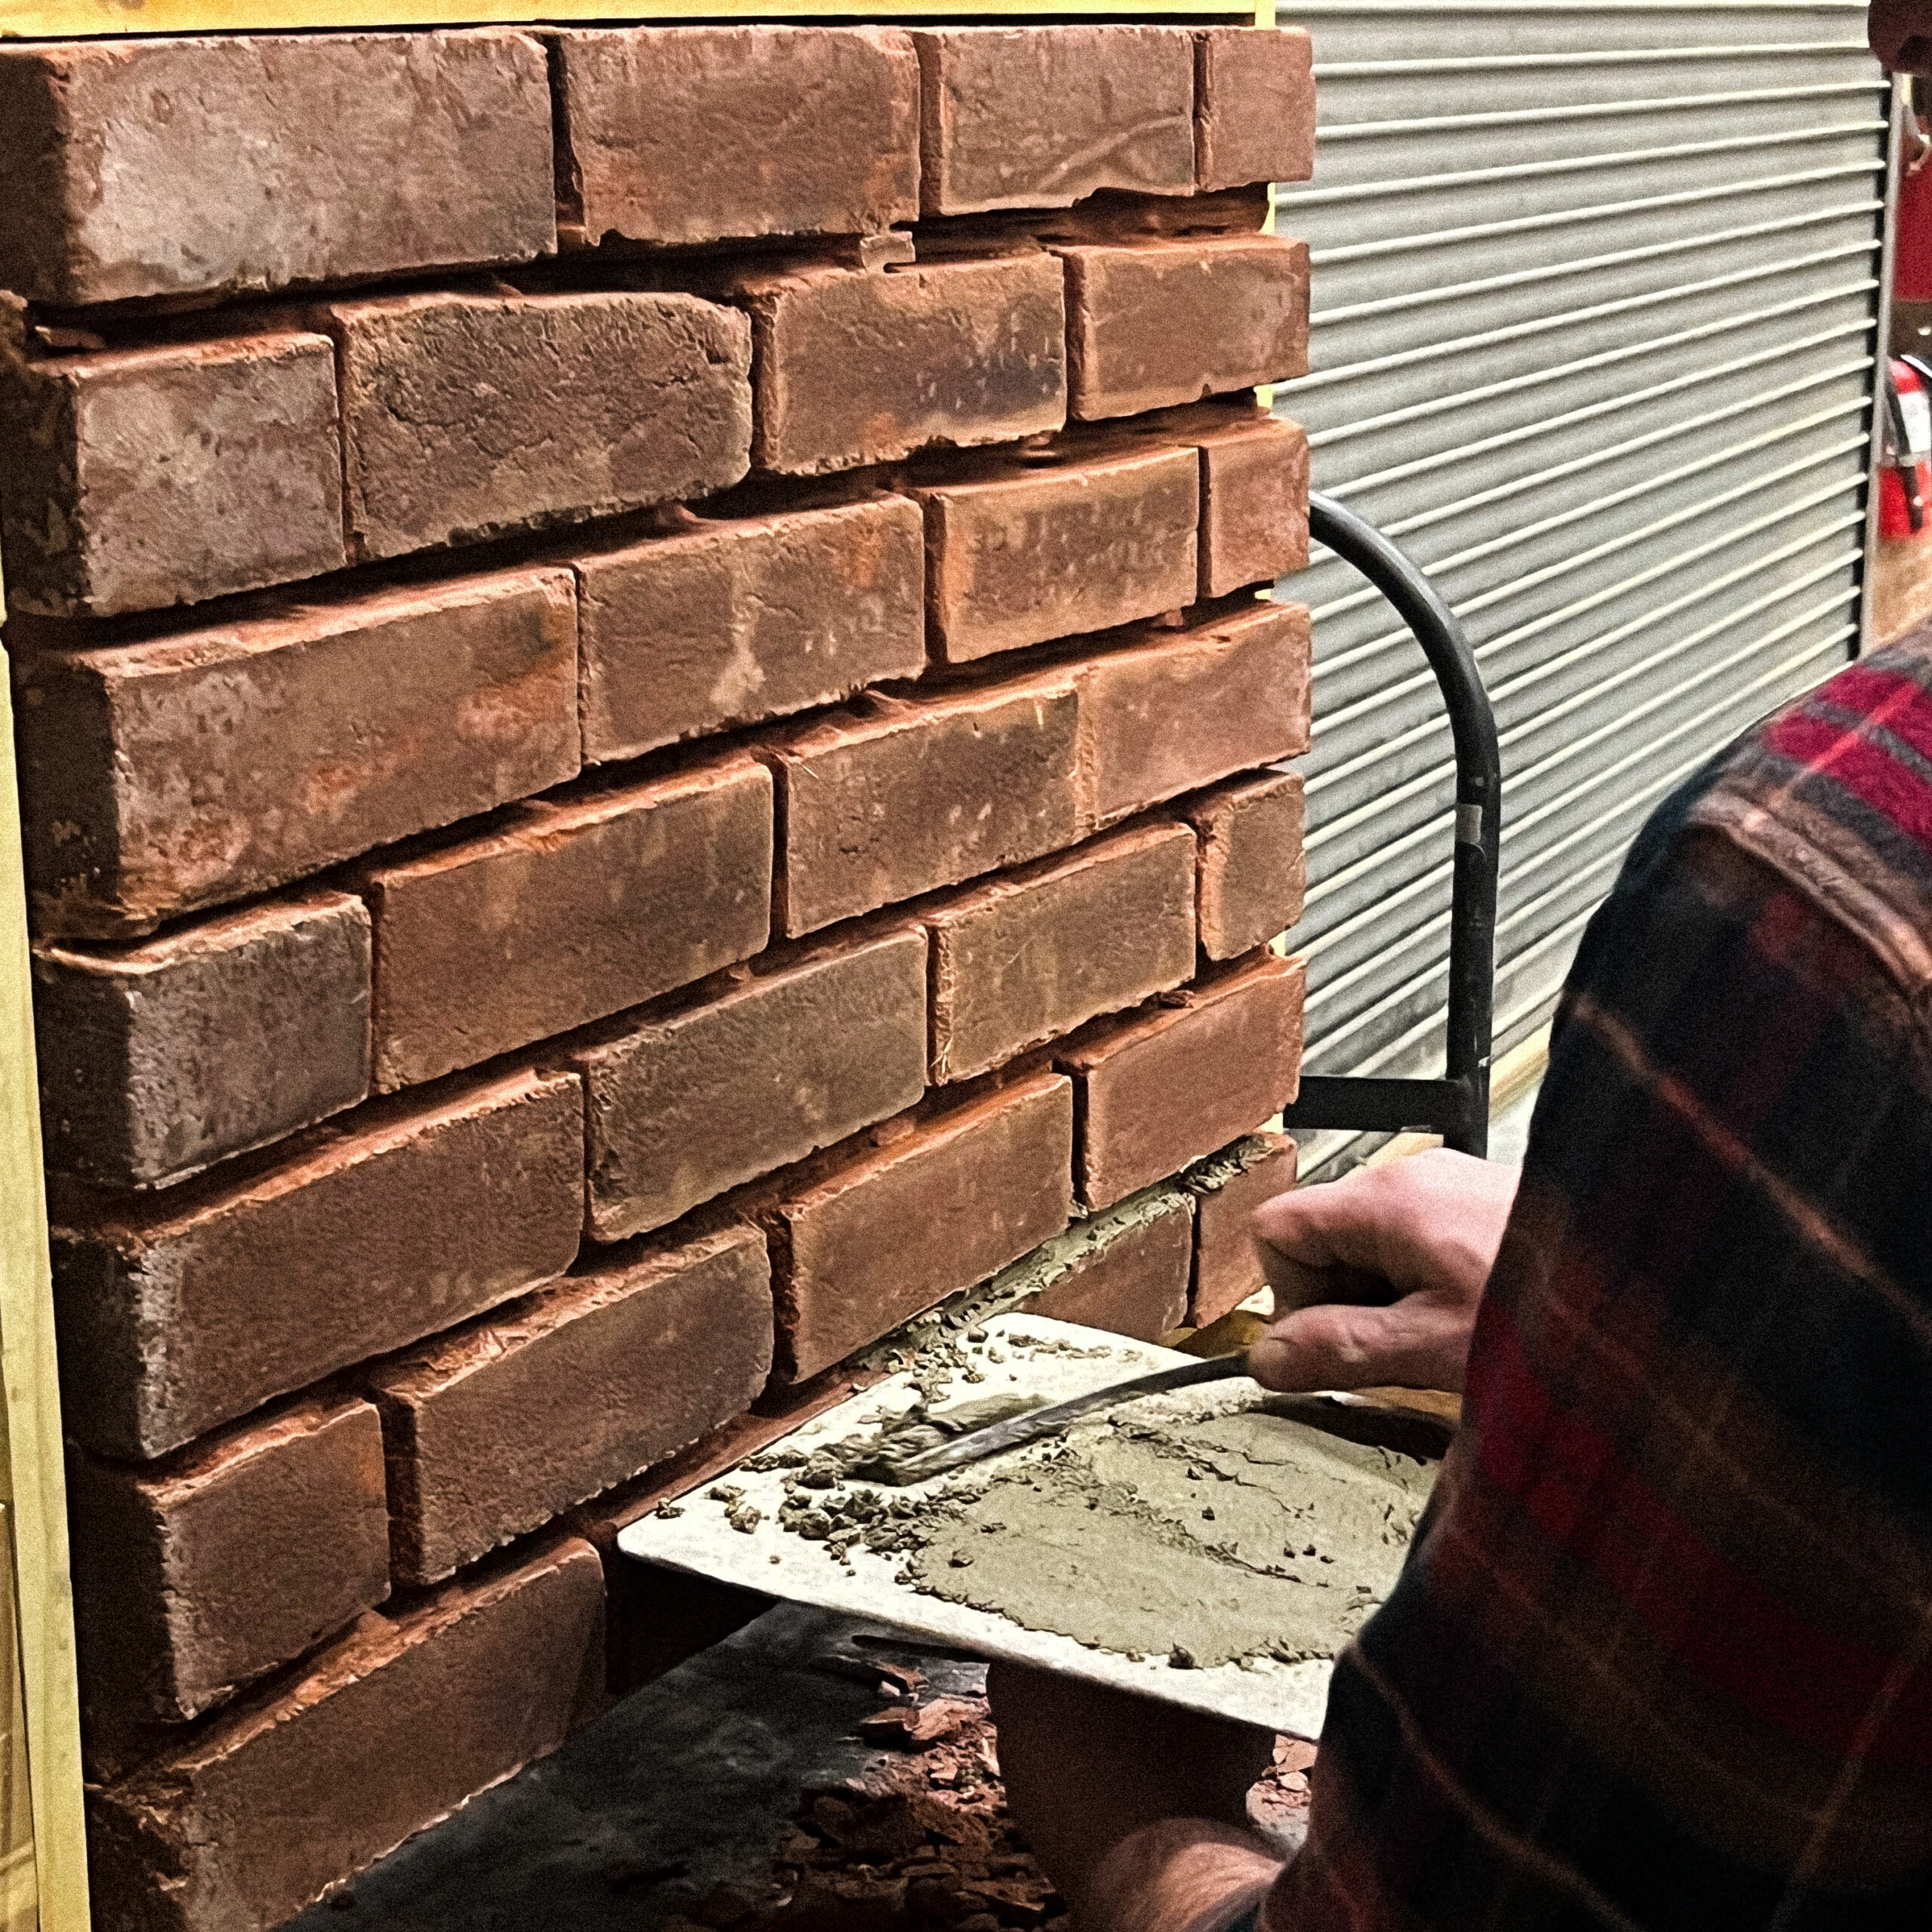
[1272,2,1890,1167]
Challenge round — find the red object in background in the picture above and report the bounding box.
[1898,155,1932,303]
[1881,358,1932,538]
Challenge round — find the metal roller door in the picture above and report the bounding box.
[1272,1,1890,1168]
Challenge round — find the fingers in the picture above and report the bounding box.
[1249,1162,1399,1278]
[1247,1291,1475,1395]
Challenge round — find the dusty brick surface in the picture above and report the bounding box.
[0,331,345,619]
[51,1068,584,1460]
[774,1075,1075,1381]
[555,26,918,246]
[68,1397,389,1729]
[574,496,925,763]
[731,254,1066,475]
[371,1226,773,1586]
[575,929,929,1242]
[363,757,772,1090]
[1131,404,1309,597]
[1184,768,1306,958]
[1188,1131,1299,1325]
[1058,235,1309,420]
[1079,601,1311,827]
[928,823,1196,1083]
[33,892,371,1191]
[913,27,1194,215]
[1194,28,1318,192]
[0,32,554,308]
[761,678,1079,938]
[1010,1188,1194,1341]
[1060,953,1304,1210]
[17,568,580,940]
[913,441,1197,663]
[87,1540,605,1932]
[325,290,752,561]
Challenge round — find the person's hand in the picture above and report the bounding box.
[1246,1148,1518,1394]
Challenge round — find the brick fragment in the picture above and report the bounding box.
[928,823,1196,1083]
[731,253,1066,475]
[1079,601,1311,828]
[17,567,580,940]
[0,331,345,619]
[914,27,1194,215]
[1186,1131,1299,1325]
[1183,768,1306,958]
[87,1540,605,1932]
[324,291,752,561]
[371,1226,773,1586]
[761,679,1078,938]
[1057,235,1309,420]
[913,442,1197,663]
[34,892,371,1191]
[68,1397,389,1728]
[555,27,918,246]
[574,496,925,763]
[1131,404,1309,597]
[0,32,554,308]
[775,1075,1074,1381]
[1061,954,1304,1210]
[51,1068,583,1460]
[1005,1187,1194,1342]
[1193,28,1318,192]
[576,930,928,1242]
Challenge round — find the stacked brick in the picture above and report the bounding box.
[0,22,1315,1932]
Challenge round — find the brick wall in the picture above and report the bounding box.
[0,23,1315,1930]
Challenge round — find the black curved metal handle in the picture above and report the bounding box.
[1278,494,1501,1157]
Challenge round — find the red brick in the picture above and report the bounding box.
[51,1068,584,1460]
[88,1540,605,1932]
[33,891,371,1191]
[68,1397,389,1729]
[363,756,771,1090]
[1132,404,1309,597]
[774,1075,1074,1381]
[574,495,925,763]
[323,290,752,561]
[1060,954,1304,1210]
[1057,235,1309,421]
[1009,1188,1194,1341]
[928,823,1196,1083]
[16,567,580,940]
[1078,601,1311,828]
[370,1226,772,1586]
[0,33,554,308]
[575,929,928,1242]
[1193,28,1317,192]
[729,253,1066,475]
[0,330,345,619]
[912,27,1194,215]
[1187,1131,1299,1325]
[1183,768,1306,958]
[555,27,918,246]
[913,441,1198,663]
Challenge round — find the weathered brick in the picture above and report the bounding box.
[370,1226,773,1586]
[928,823,1196,1083]
[1060,954,1303,1210]
[575,930,928,1242]
[1132,404,1309,598]
[364,756,771,1091]
[1007,1186,1194,1341]
[774,1075,1074,1381]
[51,1068,583,1460]
[0,32,554,308]
[913,441,1197,663]
[1057,235,1309,420]
[1183,768,1306,958]
[68,1397,389,1729]
[33,892,371,1191]
[761,678,1079,938]
[555,27,918,246]
[730,253,1066,475]
[913,27,1194,215]
[324,290,752,561]
[88,1540,604,1932]
[17,568,580,940]
[574,495,925,763]
[1186,1131,1299,1325]
[1193,28,1318,192]
[0,331,345,619]
[1079,601,1310,828]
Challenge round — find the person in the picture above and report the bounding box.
[988,619,1932,1925]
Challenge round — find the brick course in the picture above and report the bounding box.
[1132,405,1309,598]
[1009,1186,1195,1341]
[1187,1131,1299,1325]
[1184,768,1306,958]
[1193,28,1318,192]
